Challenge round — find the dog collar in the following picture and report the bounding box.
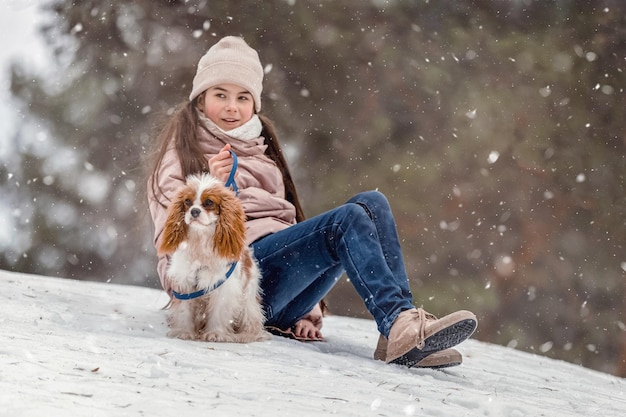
[171,262,238,300]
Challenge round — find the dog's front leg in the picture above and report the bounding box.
[199,294,239,342]
[167,300,198,340]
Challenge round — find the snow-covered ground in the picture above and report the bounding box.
[1,269,624,416]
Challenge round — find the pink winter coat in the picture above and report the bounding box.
[148,122,297,292]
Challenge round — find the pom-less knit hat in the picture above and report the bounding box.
[189,36,264,112]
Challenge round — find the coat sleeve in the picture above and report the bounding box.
[147,146,185,292]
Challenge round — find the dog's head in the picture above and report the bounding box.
[159,173,246,261]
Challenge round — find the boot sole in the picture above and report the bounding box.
[390,318,477,367]
[414,358,462,369]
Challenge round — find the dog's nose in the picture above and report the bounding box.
[190,208,201,218]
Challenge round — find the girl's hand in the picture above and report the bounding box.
[208,144,237,183]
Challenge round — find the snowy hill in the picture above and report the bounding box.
[1,270,624,417]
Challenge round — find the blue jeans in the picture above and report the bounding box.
[251,191,414,337]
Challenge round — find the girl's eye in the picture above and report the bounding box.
[203,199,215,208]
[184,199,192,207]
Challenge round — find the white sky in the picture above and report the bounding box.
[0,1,48,149]
[0,1,49,247]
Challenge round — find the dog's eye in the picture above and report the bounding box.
[203,199,215,209]
[184,198,193,207]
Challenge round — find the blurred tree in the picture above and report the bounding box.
[2,0,625,375]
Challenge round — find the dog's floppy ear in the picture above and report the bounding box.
[214,189,246,261]
[158,194,189,256]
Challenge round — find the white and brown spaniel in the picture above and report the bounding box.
[158,173,269,343]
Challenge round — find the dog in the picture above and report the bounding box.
[158,173,269,343]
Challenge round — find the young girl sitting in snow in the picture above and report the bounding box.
[147,36,477,368]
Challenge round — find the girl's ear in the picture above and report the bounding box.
[214,190,246,261]
[196,92,205,111]
[158,199,188,255]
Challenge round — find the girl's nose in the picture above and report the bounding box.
[225,99,238,111]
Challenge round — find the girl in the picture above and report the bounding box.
[147,36,477,368]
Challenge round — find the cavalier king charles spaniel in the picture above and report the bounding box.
[158,173,269,343]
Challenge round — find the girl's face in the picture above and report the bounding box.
[198,84,255,131]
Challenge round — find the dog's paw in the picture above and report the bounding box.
[199,332,228,342]
[167,330,197,340]
[258,330,272,341]
[252,329,272,342]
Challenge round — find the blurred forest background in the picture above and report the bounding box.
[1,0,625,376]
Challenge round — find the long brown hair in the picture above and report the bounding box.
[148,101,305,222]
[258,114,305,222]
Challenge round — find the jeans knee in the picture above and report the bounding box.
[349,190,391,218]
[340,203,371,223]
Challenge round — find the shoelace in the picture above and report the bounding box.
[413,307,438,350]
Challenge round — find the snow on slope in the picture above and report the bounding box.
[1,269,624,417]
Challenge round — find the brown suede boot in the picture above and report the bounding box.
[374,334,462,368]
[385,308,477,367]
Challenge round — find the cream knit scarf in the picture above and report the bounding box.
[198,111,263,141]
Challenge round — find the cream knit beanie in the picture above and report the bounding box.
[189,36,264,112]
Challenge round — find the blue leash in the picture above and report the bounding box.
[172,262,238,300]
[172,149,240,301]
[224,149,239,196]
